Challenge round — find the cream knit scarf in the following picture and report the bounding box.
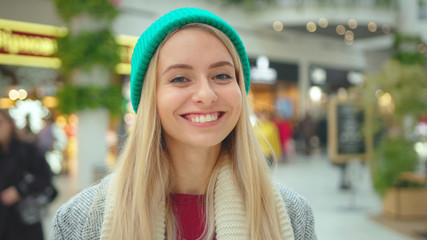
[100,164,295,240]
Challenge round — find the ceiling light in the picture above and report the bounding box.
[306,22,317,32]
[336,25,346,35]
[318,18,328,28]
[345,30,354,41]
[348,19,358,29]
[18,89,28,100]
[347,71,364,85]
[273,21,284,32]
[311,68,327,85]
[309,86,322,102]
[368,22,377,32]
[8,89,19,100]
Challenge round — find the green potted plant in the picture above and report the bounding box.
[361,33,427,218]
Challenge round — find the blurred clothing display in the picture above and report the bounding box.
[273,116,294,160]
[254,112,282,165]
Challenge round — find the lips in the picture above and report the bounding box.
[181,112,224,123]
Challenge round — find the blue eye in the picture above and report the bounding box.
[215,74,232,80]
[171,76,187,83]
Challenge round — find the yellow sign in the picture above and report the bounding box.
[0,18,137,74]
[0,28,58,55]
[116,34,137,75]
[0,19,66,68]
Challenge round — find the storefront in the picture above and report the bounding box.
[0,18,138,174]
[248,57,299,122]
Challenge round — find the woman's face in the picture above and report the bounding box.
[0,113,12,144]
[156,28,242,149]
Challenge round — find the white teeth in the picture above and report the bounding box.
[188,113,219,123]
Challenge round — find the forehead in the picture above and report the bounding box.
[158,27,232,63]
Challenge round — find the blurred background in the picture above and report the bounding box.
[0,0,426,239]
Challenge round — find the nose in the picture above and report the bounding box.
[192,78,218,105]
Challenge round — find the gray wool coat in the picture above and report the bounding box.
[49,176,317,240]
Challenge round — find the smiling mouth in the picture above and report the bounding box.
[181,112,224,123]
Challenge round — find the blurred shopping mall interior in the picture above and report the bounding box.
[1,0,427,239]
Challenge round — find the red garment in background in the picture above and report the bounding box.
[171,193,216,240]
[273,119,293,153]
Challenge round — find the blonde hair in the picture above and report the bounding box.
[108,24,284,240]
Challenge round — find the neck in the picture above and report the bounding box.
[166,142,221,195]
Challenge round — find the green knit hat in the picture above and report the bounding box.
[130,7,251,112]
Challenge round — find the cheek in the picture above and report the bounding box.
[227,85,242,112]
[156,95,170,123]
[156,88,184,121]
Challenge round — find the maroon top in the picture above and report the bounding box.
[170,193,216,240]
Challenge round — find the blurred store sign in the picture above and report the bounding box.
[0,18,137,74]
[328,96,367,164]
[0,98,14,109]
[250,55,277,84]
[115,34,137,75]
[42,96,59,108]
[0,19,66,68]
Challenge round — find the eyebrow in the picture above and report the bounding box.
[162,61,234,75]
[162,64,193,75]
[209,61,234,69]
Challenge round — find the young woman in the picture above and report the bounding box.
[0,109,52,240]
[50,8,316,240]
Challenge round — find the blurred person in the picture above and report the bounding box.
[37,114,56,155]
[273,113,294,161]
[50,8,316,240]
[299,113,316,156]
[19,114,37,143]
[37,114,68,174]
[254,111,282,166]
[0,109,53,240]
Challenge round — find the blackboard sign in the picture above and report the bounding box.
[337,104,365,154]
[328,97,367,164]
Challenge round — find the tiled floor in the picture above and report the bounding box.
[272,153,415,240]
[43,153,422,239]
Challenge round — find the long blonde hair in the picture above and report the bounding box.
[108,23,284,240]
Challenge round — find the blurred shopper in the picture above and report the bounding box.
[37,114,68,174]
[299,113,317,155]
[273,113,294,161]
[50,8,316,240]
[0,109,53,240]
[37,114,56,155]
[254,111,282,165]
[19,114,37,143]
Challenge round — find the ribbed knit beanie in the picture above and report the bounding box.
[130,7,251,112]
